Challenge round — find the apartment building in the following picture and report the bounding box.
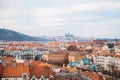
[42,52,68,64]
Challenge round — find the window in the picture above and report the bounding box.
[32,78,36,80]
[40,75,45,80]
[31,76,36,80]
[22,73,28,79]
[23,75,26,79]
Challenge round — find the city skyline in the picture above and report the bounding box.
[0,0,120,38]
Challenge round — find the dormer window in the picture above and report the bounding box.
[49,75,54,79]
[22,73,28,79]
[0,59,2,63]
[40,75,45,80]
[2,61,6,68]
[31,75,37,80]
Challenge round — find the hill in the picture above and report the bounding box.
[0,29,49,41]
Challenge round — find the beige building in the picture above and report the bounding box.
[68,52,86,62]
[42,52,68,64]
[42,53,49,61]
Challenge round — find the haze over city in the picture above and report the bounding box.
[0,0,120,38]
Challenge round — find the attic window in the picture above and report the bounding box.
[22,73,28,79]
[40,75,45,80]
[31,76,37,80]
[0,59,2,63]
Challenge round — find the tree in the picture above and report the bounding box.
[87,49,93,54]
[67,45,79,51]
[97,64,104,72]
[108,62,118,80]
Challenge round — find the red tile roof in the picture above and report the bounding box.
[0,64,2,75]
[115,41,120,45]
[47,42,59,45]
[61,67,76,73]
[112,54,120,59]
[30,61,54,78]
[81,71,103,80]
[2,63,30,77]
[2,43,43,50]
[2,57,14,62]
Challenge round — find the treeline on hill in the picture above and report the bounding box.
[0,29,49,41]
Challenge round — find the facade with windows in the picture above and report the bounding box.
[2,49,47,60]
[93,55,120,71]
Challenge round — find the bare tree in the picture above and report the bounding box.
[108,62,118,80]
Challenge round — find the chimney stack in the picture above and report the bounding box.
[24,60,29,67]
[2,61,6,68]
[11,59,16,68]
[0,57,2,63]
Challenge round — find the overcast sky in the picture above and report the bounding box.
[0,0,120,38]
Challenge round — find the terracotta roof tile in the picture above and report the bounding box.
[47,42,59,45]
[2,57,14,62]
[81,71,103,80]
[115,41,120,45]
[3,43,43,50]
[30,61,54,78]
[2,63,30,77]
[114,54,120,59]
[61,67,76,73]
[0,64,2,75]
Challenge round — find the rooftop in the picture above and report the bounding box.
[2,63,30,77]
[30,61,54,78]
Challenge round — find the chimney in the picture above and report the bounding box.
[2,61,6,68]
[0,57,2,63]
[11,59,16,68]
[24,60,29,67]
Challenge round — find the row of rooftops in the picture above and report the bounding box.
[0,40,120,56]
[1,40,118,50]
[0,57,54,79]
[0,56,105,80]
[0,40,120,79]
[90,50,120,58]
[1,40,120,46]
[111,54,120,59]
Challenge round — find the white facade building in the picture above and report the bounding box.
[94,56,112,71]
